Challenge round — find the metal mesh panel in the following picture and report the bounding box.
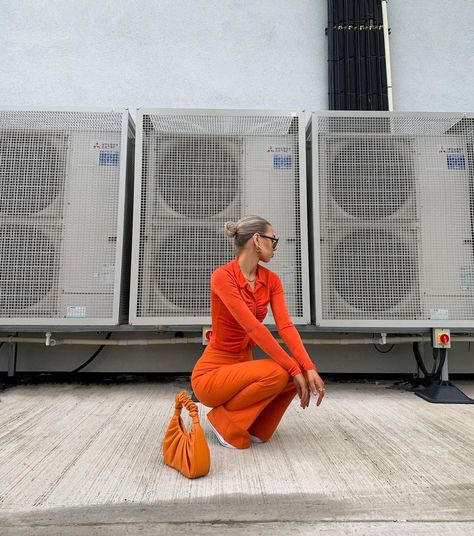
[148,115,294,136]
[313,112,474,327]
[0,224,60,312]
[154,134,242,218]
[0,109,129,324]
[133,110,307,324]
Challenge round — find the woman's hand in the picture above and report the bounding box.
[293,373,310,408]
[305,369,325,406]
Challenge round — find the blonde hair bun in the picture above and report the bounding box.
[224,221,238,238]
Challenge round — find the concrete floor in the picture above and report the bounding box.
[0,379,473,535]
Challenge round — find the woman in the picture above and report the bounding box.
[191,215,325,449]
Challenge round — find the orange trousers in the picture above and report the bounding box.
[191,346,297,449]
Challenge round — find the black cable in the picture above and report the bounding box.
[429,348,440,377]
[412,341,431,379]
[412,342,447,385]
[71,333,112,373]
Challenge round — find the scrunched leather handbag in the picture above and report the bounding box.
[162,391,211,479]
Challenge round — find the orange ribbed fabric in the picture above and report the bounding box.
[208,258,315,376]
[192,347,297,449]
[191,258,316,449]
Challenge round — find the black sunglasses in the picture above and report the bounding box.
[259,233,279,249]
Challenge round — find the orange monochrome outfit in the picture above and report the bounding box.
[191,258,316,449]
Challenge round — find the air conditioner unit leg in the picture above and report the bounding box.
[440,351,449,382]
[415,351,474,404]
[7,340,18,378]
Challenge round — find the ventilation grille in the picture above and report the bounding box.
[314,112,474,326]
[0,130,67,215]
[327,136,415,220]
[0,224,60,313]
[154,135,241,218]
[138,225,234,317]
[133,111,307,323]
[328,228,419,318]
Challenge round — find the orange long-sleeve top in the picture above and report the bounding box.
[208,258,316,377]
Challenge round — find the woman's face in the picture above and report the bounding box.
[257,225,278,263]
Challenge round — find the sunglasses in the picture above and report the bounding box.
[259,233,279,249]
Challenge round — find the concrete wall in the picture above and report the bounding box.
[1,0,474,374]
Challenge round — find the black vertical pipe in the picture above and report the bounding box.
[327,2,334,109]
[344,0,350,110]
[336,4,344,109]
[374,0,384,110]
[327,0,388,111]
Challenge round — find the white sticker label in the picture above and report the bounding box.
[66,306,86,318]
[430,308,449,320]
[265,145,293,169]
[93,263,115,284]
[93,142,119,150]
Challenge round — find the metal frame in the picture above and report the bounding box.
[309,110,474,330]
[130,108,310,326]
[0,106,135,326]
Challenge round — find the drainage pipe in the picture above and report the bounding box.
[0,335,202,346]
[3,334,474,347]
[0,334,441,347]
[301,335,431,345]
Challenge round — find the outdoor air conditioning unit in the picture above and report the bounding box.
[308,111,474,329]
[130,108,310,325]
[0,107,134,325]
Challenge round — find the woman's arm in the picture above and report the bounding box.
[270,275,326,406]
[269,274,316,372]
[212,268,301,376]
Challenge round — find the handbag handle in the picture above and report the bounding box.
[174,391,200,423]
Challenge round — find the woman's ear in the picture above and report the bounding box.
[253,233,262,254]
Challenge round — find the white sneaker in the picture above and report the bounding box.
[250,434,266,443]
[207,419,236,449]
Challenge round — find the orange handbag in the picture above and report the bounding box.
[162,391,211,479]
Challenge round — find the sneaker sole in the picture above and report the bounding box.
[207,419,237,449]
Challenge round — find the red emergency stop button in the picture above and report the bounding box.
[434,329,451,348]
[205,329,212,341]
[439,333,450,345]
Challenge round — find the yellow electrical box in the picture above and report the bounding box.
[433,328,451,348]
[202,326,213,345]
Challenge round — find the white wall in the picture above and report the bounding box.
[0,0,327,118]
[1,1,473,116]
[1,0,474,374]
[390,0,474,112]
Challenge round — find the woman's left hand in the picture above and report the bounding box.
[304,370,325,406]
